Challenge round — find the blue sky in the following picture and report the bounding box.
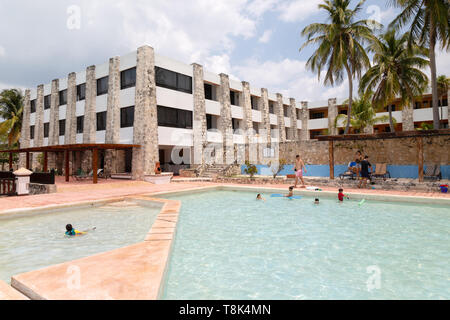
[0,0,448,102]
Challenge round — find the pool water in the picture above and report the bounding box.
[161,190,450,299]
[0,201,160,283]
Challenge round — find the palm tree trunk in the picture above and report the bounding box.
[344,63,353,134]
[429,23,440,129]
[388,105,395,132]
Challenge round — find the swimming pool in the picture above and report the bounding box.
[161,190,450,299]
[0,200,161,283]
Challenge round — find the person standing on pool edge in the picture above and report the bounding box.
[358,155,373,189]
[294,155,307,188]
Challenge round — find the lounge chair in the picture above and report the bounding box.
[339,162,357,180]
[73,169,89,181]
[372,163,391,180]
[424,165,441,181]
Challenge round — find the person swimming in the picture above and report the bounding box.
[285,186,294,198]
[65,224,95,236]
[256,194,266,201]
[314,198,319,204]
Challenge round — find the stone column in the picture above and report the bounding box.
[104,57,121,176]
[241,81,254,162]
[217,73,233,164]
[192,63,207,166]
[276,93,286,143]
[328,98,338,135]
[65,72,77,145]
[48,79,59,170]
[402,102,414,131]
[260,88,271,144]
[289,98,298,141]
[35,85,44,147]
[132,45,159,180]
[19,89,31,167]
[300,101,309,141]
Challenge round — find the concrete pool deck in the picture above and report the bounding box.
[1,179,449,300]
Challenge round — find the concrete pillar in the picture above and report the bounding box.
[260,88,271,144]
[402,101,414,131]
[289,98,298,140]
[104,57,121,175]
[192,63,207,166]
[65,72,77,145]
[84,66,97,144]
[132,45,159,180]
[19,89,31,168]
[218,73,234,165]
[328,98,338,135]
[300,101,309,141]
[35,85,44,147]
[276,93,286,143]
[48,79,59,146]
[447,88,450,125]
[241,81,255,162]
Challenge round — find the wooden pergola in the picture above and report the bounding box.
[317,129,450,182]
[0,143,141,184]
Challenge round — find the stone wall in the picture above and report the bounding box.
[29,183,57,195]
[279,136,450,165]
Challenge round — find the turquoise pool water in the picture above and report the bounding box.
[162,190,450,299]
[0,201,160,283]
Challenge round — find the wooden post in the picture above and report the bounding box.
[65,150,70,182]
[9,152,12,171]
[43,151,48,172]
[329,140,334,180]
[418,137,424,182]
[26,152,30,170]
[92,148,98,184]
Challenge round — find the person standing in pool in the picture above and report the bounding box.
[294,155,307,188]
[285,186,294,198]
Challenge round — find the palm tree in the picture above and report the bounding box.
[389,0,450,129]
[437,74,449,122]
[359,30,429,132]
[334,93,390,133]
[0,89,24,147]
[300,0,379,133]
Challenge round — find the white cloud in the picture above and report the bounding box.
[277,0,323,23]
[247,0,278,17]
[232,58,348,102]
[258,30,273,43]
[436,50,450,77]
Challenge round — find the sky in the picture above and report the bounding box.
[0,0,448,103]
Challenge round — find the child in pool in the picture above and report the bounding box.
[314,198,319,205]
[338,188,349,202]
[285,186,294,198]
[256,194,266,201]
[65,224,95,236]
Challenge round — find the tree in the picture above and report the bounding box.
[334,93,390,133]
[359,30,429,132]
[389,0,450,129]
[437,74,449,122]
[0,89,24,147]
[300,0,379,134]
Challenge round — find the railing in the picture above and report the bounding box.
[0,178,16,196]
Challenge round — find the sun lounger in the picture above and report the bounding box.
[372,163,390,180]
[424,165,441,181]
[73,169,89,181]
[339,162,357,180]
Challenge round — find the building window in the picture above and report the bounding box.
[339,109,347,115]
[232,118,240,131]
[120,67,136,90]
[120,106,134,128]
[414,102,421,109]
[204,83,217,100]
[283,105,289,117]
[155,67,192,94]
[253,122,259,134]
[30,100,36,113]
[269,101,274,114]
[59,119,65,136]
[157,105,192,129]
[30,125,35,139]
[44,123,49,138]
[97,76,109,96]
[310,130,321,139]
[44,95,51,110]
[310,112,325,119]
[230,91,239,106]
[77,83,86,101]
[77,116,84,134]
[251,96,259,110]
[59,90,67,106]
[96,111,107,131]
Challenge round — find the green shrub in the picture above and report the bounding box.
[244,161,258,178]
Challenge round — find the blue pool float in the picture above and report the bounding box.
[271,194,303,199]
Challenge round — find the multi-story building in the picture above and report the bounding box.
[19,45,449,178]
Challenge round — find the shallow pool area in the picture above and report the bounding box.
[161,190,450,299]
[0,200,161,283]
